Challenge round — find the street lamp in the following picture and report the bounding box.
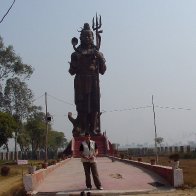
[45,92,51,161]
[152,95,158,163]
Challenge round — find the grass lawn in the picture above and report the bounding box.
[0,160,41,196]
[0,164,26,196]
[0,175,24,196]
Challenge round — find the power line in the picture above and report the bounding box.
[32,92,192,113]
[155,105,191,111]
[101,105,152,113]
[101,105,191,114]
[0,0,16,24]
[47,93,74,106]
[32,93,45,102]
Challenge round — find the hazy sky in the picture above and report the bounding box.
[1,0,196,146]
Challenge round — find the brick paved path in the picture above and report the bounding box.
[35,157,172,195]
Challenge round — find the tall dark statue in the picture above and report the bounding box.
[68,16,106,136]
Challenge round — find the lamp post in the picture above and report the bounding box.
[14,130,18,162]
[45,92,48,161]
[152,95,158,163]
[14,114,20,162]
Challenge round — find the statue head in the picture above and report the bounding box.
[80,23,94,48]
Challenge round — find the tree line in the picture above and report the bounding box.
[0,35,67,158]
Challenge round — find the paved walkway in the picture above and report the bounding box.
[34,157,173,195]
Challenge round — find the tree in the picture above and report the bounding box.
[17,126,31,153]
[0,35,35,155]
[23,110,46,158]
[0,112,17,152]
[0,35,33,113]
[0,36,33,81]
[3,77,33,119]
[47,130,67,159]
[48,131,67,153]
[3,77,34,160]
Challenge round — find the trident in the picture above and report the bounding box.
[92,13,103,51]
[92,13,103,134]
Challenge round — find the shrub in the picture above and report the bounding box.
[169,153,180,161]
[128,156,133,160]
[1,166,10,176]
[183,153,192,159]
[137,157,142,162]
[119,153,125,159]
[28,165,36,174]
[150,159,156,165]
[52,160,57,165]
[192,152,196,159]
[42,162,48,169]
[36,164,42,170]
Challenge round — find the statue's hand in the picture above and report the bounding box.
[89,65,96,71]
[94,50,105,65]
[94,50,102,59]
[68,112,72,117]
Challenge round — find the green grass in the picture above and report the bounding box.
[0,160,40,195]
[0,159,54,195]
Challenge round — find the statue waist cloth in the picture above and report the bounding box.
[75,73,100,76]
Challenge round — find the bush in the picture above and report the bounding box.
[119,153,125,159]
[137,157,142,162]
[28,165,36,174]
[183,153,192,159]
[192,152,196,158]
[4,161,16,165]
[169,153,180,161]
[48,159,57,166]
[150,159,156,165]
[36,164,42,170]
[1,166,10,176]
[52,160,57,165]
[42,162,48,169]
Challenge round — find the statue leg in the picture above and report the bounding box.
[78,112,89,134]
[89,112,98,134]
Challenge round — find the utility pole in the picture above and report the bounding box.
[152,95,158,163]
[14,130,18,162]
[14,115,20,162]
[45,92,48,161]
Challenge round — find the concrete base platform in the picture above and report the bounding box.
[56,188,175,196]
[34,157,174,196]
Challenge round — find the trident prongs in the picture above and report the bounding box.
[92,13,102,31]
[92,13,103,50]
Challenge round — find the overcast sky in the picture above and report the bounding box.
[1,0,196,146]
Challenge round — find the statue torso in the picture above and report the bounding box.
[70,46,99,75]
